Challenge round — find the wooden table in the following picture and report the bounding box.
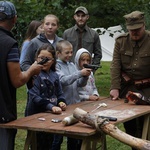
[0,97,150,150]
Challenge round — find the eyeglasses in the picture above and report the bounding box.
[37,56,54,61]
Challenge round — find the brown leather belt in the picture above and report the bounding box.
[121,72,150,89]
[134,78,150,89]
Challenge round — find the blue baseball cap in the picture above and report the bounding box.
[0,1,17,20]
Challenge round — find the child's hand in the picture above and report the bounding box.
[89,95,99,101]
[52,106,62,114]
[81,68,91,77]
[58,102,66,111]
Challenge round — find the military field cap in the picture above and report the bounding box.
[74,6,88,15]
[124,11,145,30]
[0,1,17,20]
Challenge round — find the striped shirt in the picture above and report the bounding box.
[7,44,19,62]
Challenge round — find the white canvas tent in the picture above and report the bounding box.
[94,25,125,61]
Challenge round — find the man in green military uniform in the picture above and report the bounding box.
[110,11,150,150]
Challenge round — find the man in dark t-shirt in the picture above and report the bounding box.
[0,1,42,150]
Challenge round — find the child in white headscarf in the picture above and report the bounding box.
[75,48,100,101]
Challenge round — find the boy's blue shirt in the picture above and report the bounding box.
[56,59,88,105]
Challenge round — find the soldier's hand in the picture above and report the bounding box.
[110,89,119,100]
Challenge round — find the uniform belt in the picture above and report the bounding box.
[134,78,150,84]
[121,72,150,89]
[134,78,150,89]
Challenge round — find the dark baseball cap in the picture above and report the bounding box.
[74,6,88,15]
[0,1,17,20]
[124,11,145,30]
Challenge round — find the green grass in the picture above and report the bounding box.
[15,61,131,150]
[95,61,111,96]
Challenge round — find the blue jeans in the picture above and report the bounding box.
[0,128,17,150]
[51,134,63,150]
[67,138,82,150]
[52,135,82,150]
[36,131,53,150]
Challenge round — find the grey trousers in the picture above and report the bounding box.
[0,128,17,150]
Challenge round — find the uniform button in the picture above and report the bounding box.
[145,54,148,56]
[132,70,135,72]
[134,64,136,66]
[135,52,138,55]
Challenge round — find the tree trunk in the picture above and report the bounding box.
[73,107,150,150]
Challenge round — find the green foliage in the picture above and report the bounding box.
[7,0,150,47]
[16,86,27,118]
[95,61,111,96]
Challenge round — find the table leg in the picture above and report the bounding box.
[81,138,91,150]
[24,130,37,150]
[101,134,107,150]
[148,121,150,140]
[142,114,150,140]
[81,133,107,150]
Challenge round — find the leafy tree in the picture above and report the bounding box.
[8,0,150,47]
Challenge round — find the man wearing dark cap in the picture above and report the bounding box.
[110,11,150,150]
[63,6,102,72]
[0,1,42,150]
